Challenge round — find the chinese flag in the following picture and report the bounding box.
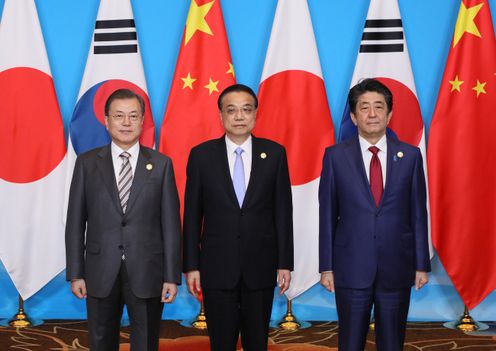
[428,0,496,309]
[159,0,235,215]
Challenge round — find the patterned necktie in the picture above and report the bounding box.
[233,147,245,207]
[118,152,133,213]
[369,146,383,207]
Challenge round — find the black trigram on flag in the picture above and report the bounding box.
[360,19,404,53]
[94,19,137,55]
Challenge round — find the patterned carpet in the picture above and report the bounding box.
[0,320,495,350]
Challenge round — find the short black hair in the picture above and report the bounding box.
[217,84,258,110]
[348,78,393,114]
[105,89,145,116]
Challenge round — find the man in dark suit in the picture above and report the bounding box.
[319,79,430,351]
[183,84,294,351]
[66,89,181,351]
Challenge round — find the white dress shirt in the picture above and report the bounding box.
[225,135,252,190]
[111,141,139,185]
[358,134,387,188]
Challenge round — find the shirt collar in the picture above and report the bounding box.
[225,135,252,154]
[358,134,387,153]
[111,141,140,160]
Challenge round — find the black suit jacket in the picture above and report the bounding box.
[65,144,182,299]
[183,136,294,290]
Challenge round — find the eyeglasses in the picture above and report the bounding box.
[109,113,143,123]
[222,105,256,117]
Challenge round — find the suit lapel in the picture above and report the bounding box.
[343,136,377,207]
[96,145,123,215]
[216,137,240,208]
[125,146,153,215]
[243,136,260,208]
[381,137,397,205]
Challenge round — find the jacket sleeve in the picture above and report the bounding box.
[183,148,203,273]
[161,157,182,284]
[65,156,88,281]
[274,147,294,270]
[410,149,431,272]
[319,148,338,272]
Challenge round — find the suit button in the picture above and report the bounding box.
[240,211,244,216]
[118,245,123,249]
[122,221,126,227]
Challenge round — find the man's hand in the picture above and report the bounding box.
[186,270,202,299]
[320,272,335,292]
[161,283,178,303]
[71,279,87,299]
[415,271,429,290]
[277,269,291,295]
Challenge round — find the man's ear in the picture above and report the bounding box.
[350,112,358,126]
[386,111,393,125]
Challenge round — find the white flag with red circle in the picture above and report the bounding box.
[254,0,335,300]
[0,0,67,299]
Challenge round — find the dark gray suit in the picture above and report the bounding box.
[66,144,181,350]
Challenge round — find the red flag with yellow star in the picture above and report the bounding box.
[428,0,496,309]
[159,0,235,214]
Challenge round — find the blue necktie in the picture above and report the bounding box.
[233,147,245,207]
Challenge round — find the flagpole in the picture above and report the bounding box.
[191,301,207,330]
[0,295,43,327]
[443,305,488,332]
[270,297,311,330]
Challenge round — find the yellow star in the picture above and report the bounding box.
[181,73,197,90]
[184,0,214,46]
[204,78,219,95]
[472,80,487,97]
[226,62,235,77]
[453,2,483,48]
[449,75,464,92]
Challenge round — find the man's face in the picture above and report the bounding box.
[105,97,144,150]
[350,91,392,142]
[219,91,257,144]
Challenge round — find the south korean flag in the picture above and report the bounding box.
[67,0,154,175]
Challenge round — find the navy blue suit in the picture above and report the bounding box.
[319,135,430,351]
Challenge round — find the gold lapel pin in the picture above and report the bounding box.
[146,163,153,170]
[397,151,404,158]
[260,152,267,159]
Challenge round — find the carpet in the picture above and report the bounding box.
[0,320,495,350]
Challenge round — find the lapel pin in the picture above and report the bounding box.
[260,152,267,159]
[397,151,404,158]
[146,163,153,171]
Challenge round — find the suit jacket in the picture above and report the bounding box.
[319,135,430,289]
[65,144,181,299]
[183,136,294,290]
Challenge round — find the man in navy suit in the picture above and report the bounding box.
[183,84,294,351]
[319,79,430,351]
